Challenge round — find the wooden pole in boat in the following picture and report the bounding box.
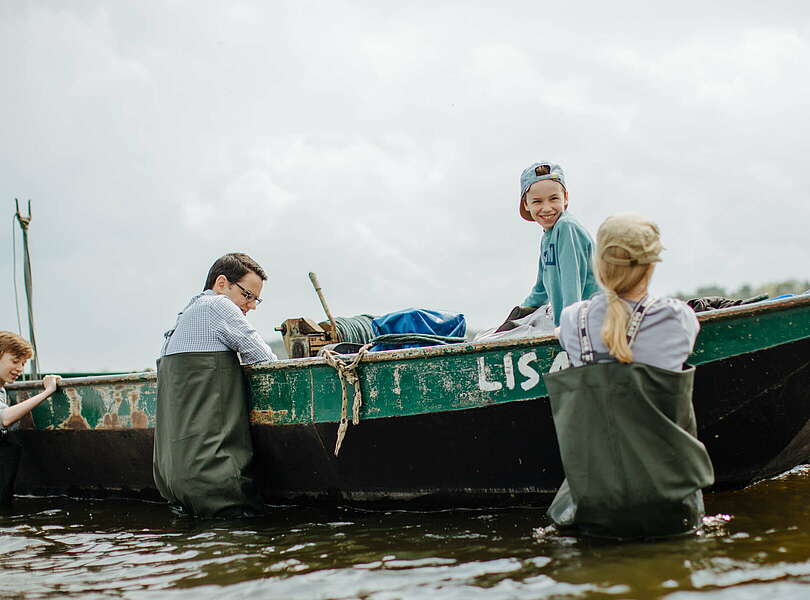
[14,199,40,380]
[308,272,340,342]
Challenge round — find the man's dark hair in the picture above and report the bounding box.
[203,253,267,290]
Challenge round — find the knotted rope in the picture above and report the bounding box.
[321,343,372,456]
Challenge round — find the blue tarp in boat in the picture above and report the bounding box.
[371,308,465,351]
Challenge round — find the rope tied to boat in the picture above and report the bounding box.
[321,343,373,456]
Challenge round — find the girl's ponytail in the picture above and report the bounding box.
[595,245,656,363]
[601,286,634,363]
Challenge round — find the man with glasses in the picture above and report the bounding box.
[155,253,277,517]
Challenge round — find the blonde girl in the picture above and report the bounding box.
[558,213,699,370]
[543,213,713,539]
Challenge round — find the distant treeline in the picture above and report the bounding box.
[674,279,810,301]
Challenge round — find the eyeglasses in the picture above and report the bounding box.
[231,280,263,305]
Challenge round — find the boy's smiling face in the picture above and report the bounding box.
[0,352,27,386]
[523,180,568,230]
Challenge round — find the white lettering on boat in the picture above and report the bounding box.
[476,352,542,393]
[504,353,515,390]
[477,357,503,392]
[517,352,540,391]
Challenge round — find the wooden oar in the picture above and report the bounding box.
[308,272,339,342]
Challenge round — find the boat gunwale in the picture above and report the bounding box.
[693,293,810,323]
[247,293,810,373]
[6,370,158,390]
[8,293,810,391]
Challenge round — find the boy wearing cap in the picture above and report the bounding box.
[516,162,599,326]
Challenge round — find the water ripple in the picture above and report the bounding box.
[0,467,808,598]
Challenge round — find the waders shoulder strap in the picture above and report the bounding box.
[578,295,659,364]
[161,294,203,355]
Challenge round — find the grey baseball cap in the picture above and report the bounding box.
[519,162,566,221]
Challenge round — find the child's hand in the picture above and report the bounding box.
[42,375,61,394]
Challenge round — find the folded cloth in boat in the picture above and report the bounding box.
[686,294,768,312]
[496,305,541,333]
[474,305,556,343]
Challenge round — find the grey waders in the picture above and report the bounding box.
[543,296,714,539]
[153,351,265,517]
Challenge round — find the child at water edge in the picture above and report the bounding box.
[543,213,714,539]
[0,331,61,504]
[513,162,599,327]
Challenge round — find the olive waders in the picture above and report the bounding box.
[0,432,21,505]
[154,351,265,517]
[543,296,714,539]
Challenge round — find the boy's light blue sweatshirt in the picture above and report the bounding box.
[523,212,599,325]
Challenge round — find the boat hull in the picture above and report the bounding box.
[8,297,810,506]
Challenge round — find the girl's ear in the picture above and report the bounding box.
[563,189,569,211]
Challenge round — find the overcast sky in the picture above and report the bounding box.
[2,1,809,371]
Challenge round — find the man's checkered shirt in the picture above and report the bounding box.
[161,290,277,364]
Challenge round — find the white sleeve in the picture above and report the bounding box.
[211,297,278,364]
[668,298,701,351]
[558,300,586,358]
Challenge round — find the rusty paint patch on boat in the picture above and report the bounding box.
[131,410,149,429]
[250,409,288,425]
[58,388,90,430]
[61,413,90,430]
[99,413,122,429]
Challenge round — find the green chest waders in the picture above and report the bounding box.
[0,432,22,505]
[543,297,715,539]
[153,351,265,517]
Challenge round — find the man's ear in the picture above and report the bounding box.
[213,274,229,292]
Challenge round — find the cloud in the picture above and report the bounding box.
[2,1,810,369]
[183,170,294,237]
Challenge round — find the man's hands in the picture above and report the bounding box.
[43,374,61,395]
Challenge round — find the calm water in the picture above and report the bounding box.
[1,467,809,600]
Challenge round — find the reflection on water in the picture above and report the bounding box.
[1,466,809,599]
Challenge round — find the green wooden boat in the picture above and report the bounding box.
[6,295,810,506]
